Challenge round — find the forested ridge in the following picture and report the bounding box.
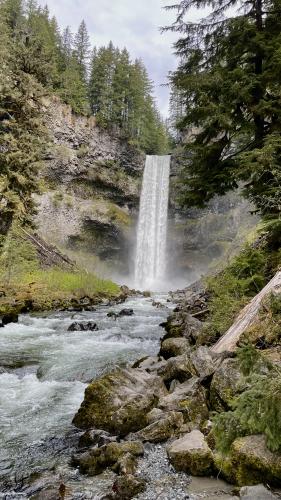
[0,0,169,238]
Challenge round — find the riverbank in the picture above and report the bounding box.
[0,227,123,320]
[69,238,281,499]
[0,295,171,498]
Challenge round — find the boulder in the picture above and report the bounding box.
[160,338,190,359]
[210,358,245,411]
[72,368,167,435]
[73,440,144,475]
[131,411,184,443]
[112,452,137,475]
[111,474,146,499]
[67,321,98,332]
[167,430,213,475]
[163,312,203,342]
[158,377,209,427]
[79,429,117,448]
[145,408,166,424]
[189,346,218,379]
[118,309,134,317]
[1,312,19,326]
[239,484,277,499]
[231,435,281,486]
[132,356,166,373]
[158,354,193,384]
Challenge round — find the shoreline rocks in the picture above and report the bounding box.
[71,281,281,495]
[167,430,214,476]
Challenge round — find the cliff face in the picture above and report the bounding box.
[167,153,259,286]
[35,101,259,286]
[36,97,145,277]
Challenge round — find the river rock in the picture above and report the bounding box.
[132,356,166,373]
[163,312,203,342]
[131,411,184,443]
[158,377,209,426]
[67,321,98,332]
[230,435,281,486]
[112,452,138,475]
[210,358,244,411]
[189,346,217,379]
[239,484,278,499]
[160,338,191,359]
[112,474,146,499]
[118,308,134,317]
[158,354,193,384]
[79,429,117,448]
[73,440,144,475]
[72,368,167,435]
[167,430,213,475]
[1,312,19,326]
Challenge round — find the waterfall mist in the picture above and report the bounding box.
[134,155,170,290]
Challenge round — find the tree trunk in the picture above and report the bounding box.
[211,271,281,353]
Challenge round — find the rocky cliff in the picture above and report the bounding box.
[36,97,145,277]
[35,100,258,286]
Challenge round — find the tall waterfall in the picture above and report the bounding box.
[135,155,170,289]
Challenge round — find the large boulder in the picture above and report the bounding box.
[189,346,218,379]
[216,435,281,486]
[72,368,167,436]
[158,354,193,384]
[157,376,209,427]
[163,312,203,342]
[210,358,244,411]
[131,411,184,443]
[232,435,281,486]
[167,430,213,475]
[159,338,191,359]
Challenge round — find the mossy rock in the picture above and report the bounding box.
[158,377,209,427]
[210,358,245,411]
[215,435,281,487]
[159,338,191,359]
[73,440,144,476]
[72,368,167,436]
[167,430,214,476]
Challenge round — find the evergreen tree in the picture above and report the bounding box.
[0,0,46,235]
[166,0,281,216]
[73,19,91,82]
[89,42,116,126]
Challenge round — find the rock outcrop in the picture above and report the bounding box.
[72,368,167,435]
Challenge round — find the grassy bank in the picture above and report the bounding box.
[0,228,120,315]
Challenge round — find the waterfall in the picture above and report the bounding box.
[135,155,170,289]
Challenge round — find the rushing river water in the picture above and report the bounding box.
[0,295,172,498]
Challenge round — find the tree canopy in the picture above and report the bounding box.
[166,0,281,217]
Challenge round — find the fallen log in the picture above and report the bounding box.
[211,270,281,353]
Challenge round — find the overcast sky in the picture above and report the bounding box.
[38,0,180,117]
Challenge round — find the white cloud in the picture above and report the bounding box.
[38,0,179,116]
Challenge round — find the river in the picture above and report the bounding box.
[0,295,172,498]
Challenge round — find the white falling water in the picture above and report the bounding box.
[135,155,170,289]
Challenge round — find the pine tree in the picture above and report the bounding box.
[166,0,281,216]
[89,42,116,126]
[0,0,46,235]
[73,19,91,82]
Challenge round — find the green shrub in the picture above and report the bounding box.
[205,246,270,338]
[213,345,281,453]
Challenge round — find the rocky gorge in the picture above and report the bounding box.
[33,97,259,286]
